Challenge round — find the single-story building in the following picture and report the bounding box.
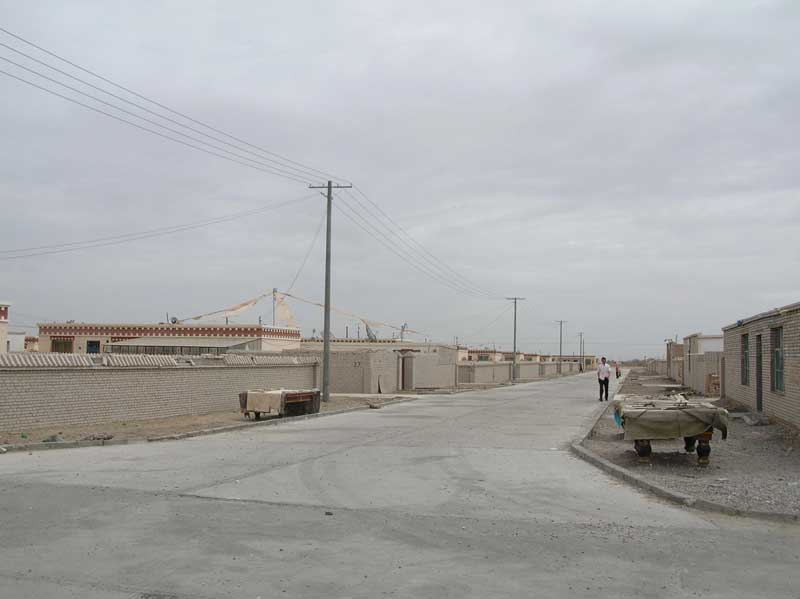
[683,333,723,395]
[38,322,301,355]
[723,301,799,427]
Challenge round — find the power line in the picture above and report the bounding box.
[0,26,346,185]
[338,192,492,299]
[459,304,513,339]
[0,41,328,183]
[286,205,326,292]
[346,187,498,299]
[336,193,494,298]
[0,58,315,184]
[0,194,314,260]
[0,27,501,301]
[0,67,314,184]
[333,194,491,299]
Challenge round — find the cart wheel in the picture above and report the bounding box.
[684,437,696,453]
[634,440,652,462]
[696,440,711,466]
[253,411,261,420]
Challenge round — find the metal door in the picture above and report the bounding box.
[755,334,763,412]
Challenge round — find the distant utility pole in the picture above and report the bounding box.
[555,320,567,374]
[272,288,277,326]
[578,331,584,372]
[309,180,352,403]
[506,297,525,381]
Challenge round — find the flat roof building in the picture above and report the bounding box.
[38,322,301,355]
[723,301,799,427]
[0,302,9,354]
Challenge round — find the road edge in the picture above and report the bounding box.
[569,372,799,524]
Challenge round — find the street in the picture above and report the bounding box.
[0,373,797,598]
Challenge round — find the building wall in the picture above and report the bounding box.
[723,310,800,427]
[684,351,722,395]
[0,362,317,431]
[413,348,458,389]
[670,358,684,384]
[365,350,400,394]
[515,362,543,380]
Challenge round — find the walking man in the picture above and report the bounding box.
[597,356,611,401]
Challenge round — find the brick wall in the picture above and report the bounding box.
[0,362,317,431]
[723,309,800,427]
[365,350,400,394]
[683,351,722,395]
[670,358,684,384]
[515,362,543,380]
[413,350,457,388]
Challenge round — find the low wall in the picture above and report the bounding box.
[670,357,684,384]
[646,360,668,376]
[458,361,579,384]
[458,362,512,384]
[685,351,722,395]
[413,350,457,389]
[0,361,318,431]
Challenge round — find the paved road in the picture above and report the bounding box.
[0,373,797,598]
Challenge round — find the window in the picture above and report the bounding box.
[771,327,784,393]
[51,338,73,353]
[741,333,749,385]
[86,340,101,354]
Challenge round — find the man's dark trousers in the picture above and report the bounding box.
[598,377,609,401]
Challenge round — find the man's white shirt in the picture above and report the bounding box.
[597,363,611,380]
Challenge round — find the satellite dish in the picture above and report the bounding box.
[170,317,179,324]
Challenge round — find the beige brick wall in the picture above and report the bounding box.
[723,310,800,427]
[413,350,457,388]
[0,363,317,431]
[684,351,722,395]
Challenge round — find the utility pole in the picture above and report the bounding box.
[555,320,567,374]
[506,297,525,381]
[272,288,277,326]
[309,180,352,403]
[578,331,584,372]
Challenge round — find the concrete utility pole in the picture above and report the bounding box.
[578,331,584,372]
[506,297,525,381]
[555,320,567,374]
[309,181,352,403]
[272,288,277,326]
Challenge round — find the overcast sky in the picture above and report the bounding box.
[1,1,798,359]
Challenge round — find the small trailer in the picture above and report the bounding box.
[613,396,728,465]
[239,389,321,420]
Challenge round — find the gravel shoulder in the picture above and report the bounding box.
[584,369,800,516]
[0,393,415,447]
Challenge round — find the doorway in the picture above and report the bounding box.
[755,334,763,413]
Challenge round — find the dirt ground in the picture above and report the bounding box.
[585,368,800,516]
[0,393,415,448]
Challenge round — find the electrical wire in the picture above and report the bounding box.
[0,59,315,184]
[335,193,494,298]
[0,26,347,185]
[0,68,315,184]
[0,27,501,301]
[286,207,326,292]
[341,188,496,299]
[350,186,498,298]
[0,194,315,260]
[458,304,514,340]
[333,194,491,299]
[0,43,328,184]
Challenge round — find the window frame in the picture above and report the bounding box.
[740,333,749,386]
[771,327,784,393]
